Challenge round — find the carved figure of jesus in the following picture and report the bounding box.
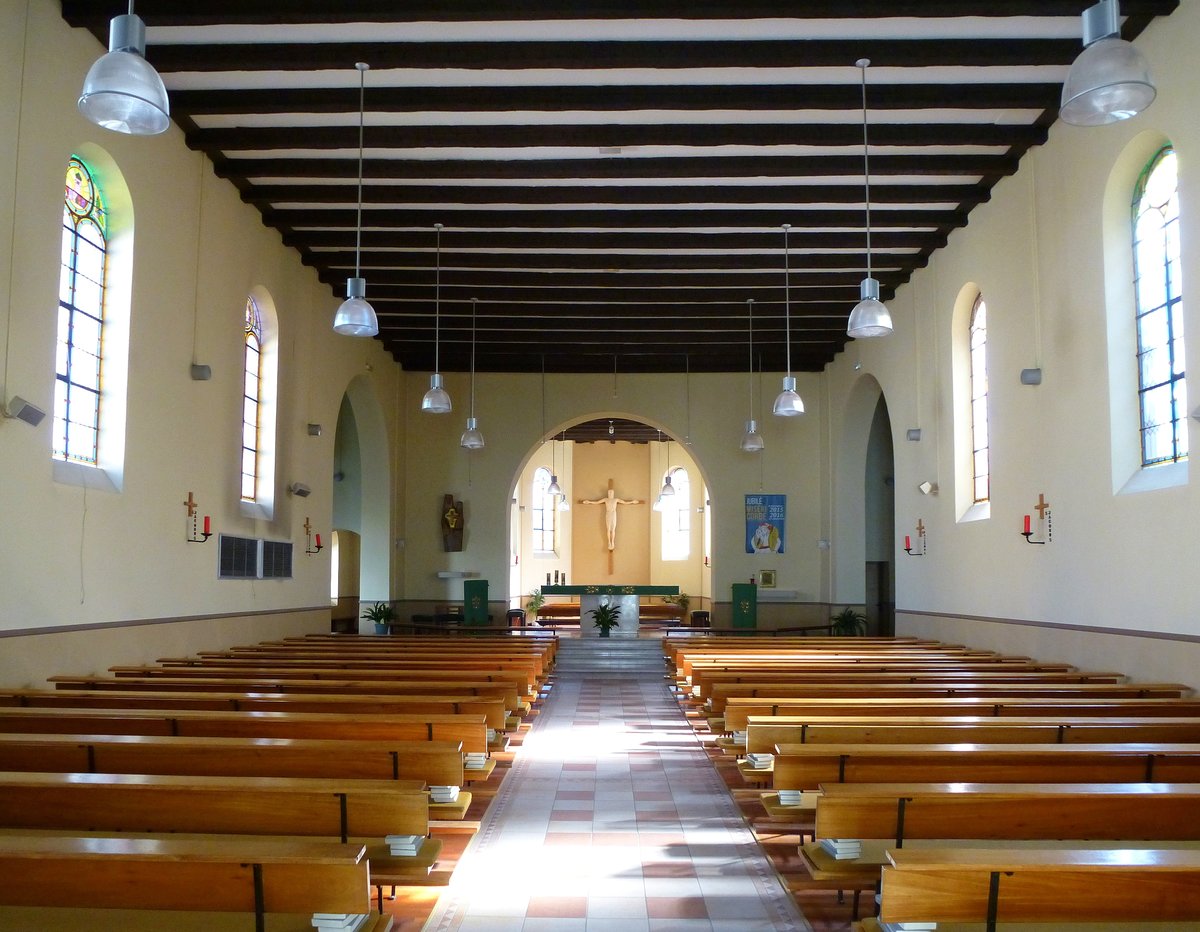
[579,484,643,551]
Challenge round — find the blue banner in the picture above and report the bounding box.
[745,494,786,554]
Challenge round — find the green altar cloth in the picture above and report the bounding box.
[541,585,678,596]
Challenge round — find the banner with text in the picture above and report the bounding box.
[745,494,786,554]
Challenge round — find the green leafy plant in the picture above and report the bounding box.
[663,592,690,615]
[362,601,396,632]
[588,601,621,637]
[525,588,546,620]
[830,606,867,637]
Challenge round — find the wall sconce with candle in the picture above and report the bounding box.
[1021,493,1052,545]
[903,519,927,557]
[184,491,212,543]
[304,517,324,555]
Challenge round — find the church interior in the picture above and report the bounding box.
[1,2,1199,930]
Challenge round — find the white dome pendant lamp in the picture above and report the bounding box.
[332,63,379,337]
[1061,0,1156,126]
[421,223,452,413]
[460,298,485,449]
[772,225,804,417]
[78,1,170,136]
[741,299,764,452]
[846,58,894,339]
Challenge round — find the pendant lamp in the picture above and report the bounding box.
[556,434,570,511]
[741,299,765,452]
[772,225,804,416]
[421,224,452,413]
[846,58,894,339]
[78,1,170,136]
[547,435,563,497]
[660,439,675,497]
[1061,0,1156,126]
[332,63,379,337]
[460,298,485,449]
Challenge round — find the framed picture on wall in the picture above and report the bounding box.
[759,569,777,588]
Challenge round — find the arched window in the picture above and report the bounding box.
[531,466,556,552]
[241,296,263,502]
[969,295,990,504]
[55,156,108,465]
[661,467,691,560]
[1133,146,1186,467]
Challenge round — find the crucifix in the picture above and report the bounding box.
[1034,493,1050,521]
[915,519,926,538]
[579,479,643,574]
[183,492,198,517]
[303,516,313,538]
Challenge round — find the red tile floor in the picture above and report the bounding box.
[420,673,812,931]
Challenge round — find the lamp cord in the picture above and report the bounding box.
[783,225,791,377]
[434,223,442,373]
[747,299,754,419]
[860,58,873,281]
[353,63,367,279]
[470,297,477,416]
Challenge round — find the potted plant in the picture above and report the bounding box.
[525,588,546,624]
[362,600,396,635]
[588,601,621,638]
[830,606,867,637]
[663,591,690,617]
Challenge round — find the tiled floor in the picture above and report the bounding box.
[424,672,810,932]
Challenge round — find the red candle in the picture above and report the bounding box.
[315,533,322,548]
[203,515,211,535]
[904,535,911,550]
[1023,514,1031,534]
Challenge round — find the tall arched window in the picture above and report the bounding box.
[1133,146,1186,467]
[241,296,263,502]
[969,294,990,504]
[55,156,108,465]
[531,466,556,552]
[661,467,691,560]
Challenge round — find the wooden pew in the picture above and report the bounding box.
[154,654,546,686]
[0,687,510,731]
[722,697,1200,732]
[773,742,1200,790]
[0,733,466,786]
[0,706,490,754]
[814,782,1200,845]
[876,847,1200,931]
[0,835,389,931]
[744,715,1200,753]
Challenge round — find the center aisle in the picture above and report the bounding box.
[424,670,811,931]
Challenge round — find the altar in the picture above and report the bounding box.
[540,585,679,638]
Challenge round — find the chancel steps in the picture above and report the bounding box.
[553,638,665,674]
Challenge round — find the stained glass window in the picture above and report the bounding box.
[662,467,691,560]
[969,294,990,504]
[241,296,263,501]
[55,156,108,464]
[1133,146,1186,467]
[531,466,556,553]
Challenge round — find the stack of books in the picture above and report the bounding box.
[776,789,804,807]
[879,923,937,931]
[819,837,862,860]
[311,913,371,931]
[485,727,497,743]
[731,731,748,746]
[464,751,487,770]
[745,752,773,770]
[691,684,701,697]
[430,785,460,804]
[385,834,424,857]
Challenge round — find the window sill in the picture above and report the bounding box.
[53,458,120,493]
[1119,459,1188,495]
[958,500,990,524]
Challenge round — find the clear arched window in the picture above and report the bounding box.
[969,294,990,504]
[531,466,556,552]
[241,296,263,502]
[1133,146,1187,466]
[55,156,108,464]
[661,467,691,560]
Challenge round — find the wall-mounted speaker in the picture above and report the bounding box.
[5,396,46,427]
[289,482,311,497]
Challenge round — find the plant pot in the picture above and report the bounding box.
[374,622,389,635]
[599,629,611,638]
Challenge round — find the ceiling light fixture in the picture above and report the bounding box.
[741,299,764,452]
[332,62,379,337]
[1061,0,1156,126]
[660,437,675,498]
[847,58,894,339]
[772,224,804,416]
[460,298,485,449]
[421,223,452,413]
[77,1,169,135]
[555,433,570,510]
[540,356,562,495]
